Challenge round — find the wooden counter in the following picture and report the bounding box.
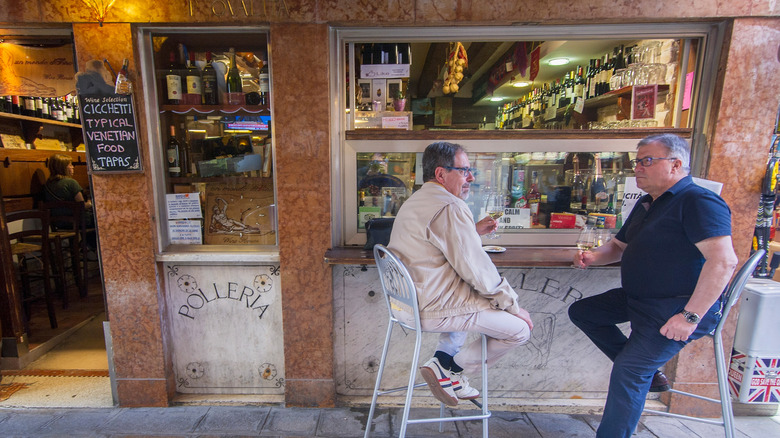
[324,246,608,268]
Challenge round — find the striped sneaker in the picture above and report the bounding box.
[451,371,479,400]
[420,357,458,406]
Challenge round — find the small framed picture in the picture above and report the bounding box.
[357,79,372,104]
[371,79,386,109]
[387,79,402,101]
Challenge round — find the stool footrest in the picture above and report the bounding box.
[406,411,491,425]
[643,409,725,426]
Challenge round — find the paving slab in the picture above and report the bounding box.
[100,406,209,434]
[260,407,320,436]
[195,406,270,434]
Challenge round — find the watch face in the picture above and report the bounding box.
[683,311,700,324]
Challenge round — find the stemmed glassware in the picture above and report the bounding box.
[576,226,596,251]
[484,191,504,240]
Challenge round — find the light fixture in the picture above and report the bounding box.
[513,81,530,88]
[490,97,504,102]
[548,57,570,66]
[80,0,118,26]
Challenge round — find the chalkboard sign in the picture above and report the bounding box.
[79,93,143,173]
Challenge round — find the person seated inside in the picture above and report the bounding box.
[387,141,533,406]
[44,153,97,249]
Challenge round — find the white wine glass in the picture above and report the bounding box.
[485,191,504,240]
[576,226,596,252]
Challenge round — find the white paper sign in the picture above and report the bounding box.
[500,207,531,230]
[381,116,409,129]
[166,193,203,220]
[621,176,724,221]
[168,220,203,244]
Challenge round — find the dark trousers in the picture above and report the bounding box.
[568,288,715,438]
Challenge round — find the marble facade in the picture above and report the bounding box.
[0,0,777,414]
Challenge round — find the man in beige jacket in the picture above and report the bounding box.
[388,142,533,406]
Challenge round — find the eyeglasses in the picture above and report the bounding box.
[443,166,478,177]
[629,157,678,168]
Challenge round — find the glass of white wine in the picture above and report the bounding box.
[576,226,596,252]
[485,191,504,240]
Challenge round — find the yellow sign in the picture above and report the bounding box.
[0,43,76,97]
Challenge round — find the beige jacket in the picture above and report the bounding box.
[388,182,521,319]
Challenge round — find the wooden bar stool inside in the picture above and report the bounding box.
[39,201,90,306]
[6,209,58,331]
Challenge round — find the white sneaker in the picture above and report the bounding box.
[419,357,458,406]
[450,371,479,400]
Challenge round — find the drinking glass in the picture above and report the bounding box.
[484,191,504,239]
[594,229,613,248]
[576,226,596,251]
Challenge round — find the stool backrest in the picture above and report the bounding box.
[38,201,85,232]
[373,244,421,331]
[714,249,765,337]
[6,209,50,244]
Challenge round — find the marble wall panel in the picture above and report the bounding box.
[333,265,627,401]
[72,23,169,405]
[1,0,778,25]
[162,264,285,395]
[270,23,334,407]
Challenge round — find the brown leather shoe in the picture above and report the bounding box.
[650,370,670,392]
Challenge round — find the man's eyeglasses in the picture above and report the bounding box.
[629,157,678,168]
[443,166,478,176]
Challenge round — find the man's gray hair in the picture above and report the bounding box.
[638,133,691,174]
[422,142,467,182]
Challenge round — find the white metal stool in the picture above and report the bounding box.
[364,244,490,438]
[643,249,765,438]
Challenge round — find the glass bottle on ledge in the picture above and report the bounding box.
[165,50,183,105]
[167,125,181,177]
[225,48,243,105]
[201,51,219,105]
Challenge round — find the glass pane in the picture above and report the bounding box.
[355,151,636,233]
[349,39,682,131]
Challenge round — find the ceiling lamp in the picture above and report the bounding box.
[513,81,530,88]
[548,57,570,66]
[490,97,504,102]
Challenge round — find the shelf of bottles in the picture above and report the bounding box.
[496,40,677,131]
[0,95,81,128]
[150,31,276,246]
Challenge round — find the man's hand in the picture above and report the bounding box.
[476,216,498,236]
[573,250,595,269]
[508,307,534,331]
[659,313,697,342]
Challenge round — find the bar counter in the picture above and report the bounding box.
[324,245,609,267]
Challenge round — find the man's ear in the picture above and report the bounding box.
[434,167,445,183]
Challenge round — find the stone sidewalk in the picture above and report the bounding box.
[0,405,779,437]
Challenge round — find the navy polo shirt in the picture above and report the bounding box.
[615,176,732,313]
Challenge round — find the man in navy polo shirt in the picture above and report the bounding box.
[568,133,738,438]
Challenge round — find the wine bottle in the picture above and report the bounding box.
[591,153,608,213]
[167,125,181,177]
[185,51,202,104]
[34,96,43,118]
[11,95,20,114]
[201,51,218,105]
[23,96,36,117]
[574,65,586,104]
[527,170,541,225]
[570,155,585,213]
[0,96,8,113]
[41,97,51,119]
[165,50,183,105]
[258,56,269,108]
[225,48,243,105]
[115,58,131,95]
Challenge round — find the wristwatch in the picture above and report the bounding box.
[680,309,701,324]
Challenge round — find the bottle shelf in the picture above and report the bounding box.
[553,84,670,119]
[160,104,270,115]
[0,111,81,128]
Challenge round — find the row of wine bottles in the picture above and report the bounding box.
[360,43,412,65]
[496,45,635,129]
[161,43,269,107]
[0,95,80,124]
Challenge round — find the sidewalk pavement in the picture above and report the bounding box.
[1,404,779,437]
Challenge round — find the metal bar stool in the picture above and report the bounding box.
[365,245,490,438]
[642,249,765,438]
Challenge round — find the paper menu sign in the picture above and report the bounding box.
[621,176,724,221]
[168,220,203,244]
[166,193,203,220]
